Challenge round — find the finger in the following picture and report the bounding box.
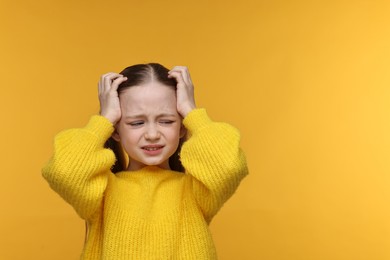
[169,66,192,86]
[99,72,117,93]
[100,72,118,84]
[167,70,186,87]
[169,69,192,88]
[103,73,123,92]
[111,76,127,91]
[99,74,110,94]
[103,73,121,85]
[169,66,187,76]
[98,81,102,95]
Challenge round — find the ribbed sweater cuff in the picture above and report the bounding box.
[85,115,115,144]
[182,108,212,133]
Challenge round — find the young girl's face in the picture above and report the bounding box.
[113,81,185,171]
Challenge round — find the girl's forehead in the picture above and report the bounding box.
[120,83,175,97]
[119,84,178,115]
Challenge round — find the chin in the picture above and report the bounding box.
[146,160,170,169]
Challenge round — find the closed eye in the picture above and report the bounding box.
[160,120,175,125]
[127,121,144,126]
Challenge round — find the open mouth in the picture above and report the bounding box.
[142,145,164,151]
[143,147,163,151]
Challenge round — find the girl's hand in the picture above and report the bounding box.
[98,72,127,124]
[168,66,196,117]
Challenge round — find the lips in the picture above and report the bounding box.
[142,145,164,151]
[141,145,164,156]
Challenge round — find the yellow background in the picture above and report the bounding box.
[1,0,390,259]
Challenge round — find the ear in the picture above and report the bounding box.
[112,128,121,142]
[179,125,187,138]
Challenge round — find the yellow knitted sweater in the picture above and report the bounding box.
[42,108,248,260]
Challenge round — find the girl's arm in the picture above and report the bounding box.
[168,66,248,223]
[42,72,127,220]
[180,108,248,224]
[42,116,116,220]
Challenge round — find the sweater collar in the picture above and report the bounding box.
[115,165,182,178]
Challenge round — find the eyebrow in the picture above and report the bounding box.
[124,113,177,119]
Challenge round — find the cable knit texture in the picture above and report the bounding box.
[42,108,248,260]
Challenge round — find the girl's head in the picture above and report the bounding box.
[105,63,186,173]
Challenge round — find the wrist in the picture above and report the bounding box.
[100,113,118,125]
[180,104,196,118]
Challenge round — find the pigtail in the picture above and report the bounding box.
[169,137,185,173]
[104,137,127,173]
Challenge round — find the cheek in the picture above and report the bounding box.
[119,128,142,144]
[165,126,182,140]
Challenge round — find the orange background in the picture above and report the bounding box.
[1,0,390,259]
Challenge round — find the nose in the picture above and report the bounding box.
[144,124,161,141]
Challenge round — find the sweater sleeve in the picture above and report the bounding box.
[180,109,248,223]
[41,115,116,220]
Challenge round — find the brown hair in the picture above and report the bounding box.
[104,63,185,173]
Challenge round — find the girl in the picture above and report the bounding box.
[42,63,248,259]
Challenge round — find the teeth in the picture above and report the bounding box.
[144,147,160,151]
